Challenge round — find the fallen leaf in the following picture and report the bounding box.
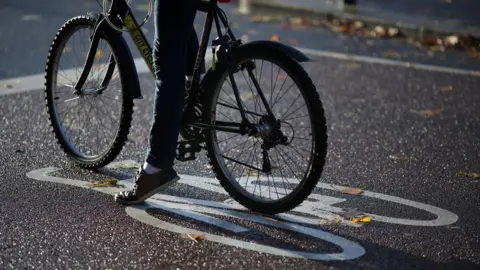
[183,233,205,243]
[410,108,444,118]
[353,21,364,29]
[339,187,363,195]
[418,37,442,46]
[87,178,124,188]
[383,51,401,58]
[457,171,480,179]
[444,35,459,47]
[241,34,249,42]
[3,84,13,89]
[388,27,399,37]
[244,167,259,177]
[270,34,279,41]
[230,22,240,28]
[374,26,386,36]
[389,155,408,161]
[439,86,454,92]
[405,62,412,68]
[351,216,371,223]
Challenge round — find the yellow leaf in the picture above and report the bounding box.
[457,171,480,179]
[95,50,103,59]
[87,178,123,188]
[383,51,401,59]
[245,168,259,177]
[410,108,444,118]
[270,34,279,41]
[351,216,371,224]
[339,187,363,195]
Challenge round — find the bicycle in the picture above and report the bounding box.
[44,0,328,215]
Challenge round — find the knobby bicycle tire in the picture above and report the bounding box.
[201,42,328,215]
[45,16,135,169]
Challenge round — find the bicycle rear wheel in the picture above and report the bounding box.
[202,43,328,215]
[45,16,134,169]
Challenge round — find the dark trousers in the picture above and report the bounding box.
[146,0,202,168]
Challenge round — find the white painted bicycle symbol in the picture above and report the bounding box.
[27,160,458,261]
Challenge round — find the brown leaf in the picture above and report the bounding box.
[87,178,124,188]
[183,233,206,243]
[419,37,442,46]
[410,108,444,118]
[270,34,279,41]
[439,86,454,92]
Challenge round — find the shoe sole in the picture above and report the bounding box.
[114,176,180,206]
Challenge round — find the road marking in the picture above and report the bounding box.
[2,46,479,96]
[0,52,213,96]
[26,160,459,261]
[297,47,480,77]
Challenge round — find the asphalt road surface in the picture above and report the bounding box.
[1,1,480,269]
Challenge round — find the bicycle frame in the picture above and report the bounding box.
[75,0,277,135]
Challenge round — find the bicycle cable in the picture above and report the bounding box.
[101,0,153,32]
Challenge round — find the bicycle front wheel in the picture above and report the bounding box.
[202,43,328,215]
[44,16,134,169]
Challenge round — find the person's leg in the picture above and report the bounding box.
[145,0,201,170]
[114,0,200,205]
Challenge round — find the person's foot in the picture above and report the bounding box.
[114,167,180,205]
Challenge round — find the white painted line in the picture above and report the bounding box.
[297,47,480,77]
[25,159,460,261]
[0,51,213,96]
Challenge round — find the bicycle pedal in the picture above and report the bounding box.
[176,140,200,162]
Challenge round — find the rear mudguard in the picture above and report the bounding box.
[201,40,310,92]
[245,40,311,62]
